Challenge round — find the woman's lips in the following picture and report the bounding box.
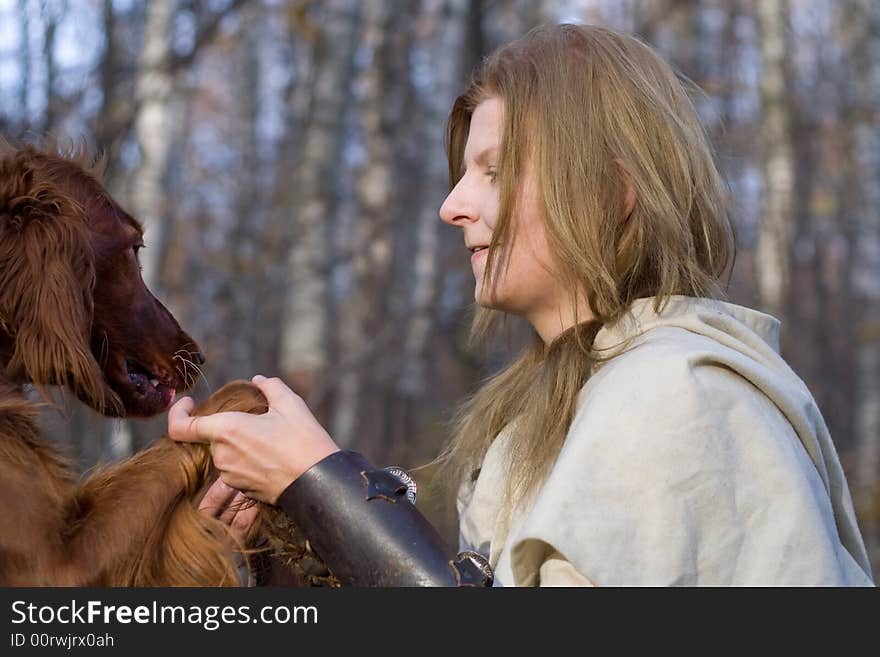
[470,248,488,264]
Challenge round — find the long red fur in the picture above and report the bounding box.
[0,144,314,586]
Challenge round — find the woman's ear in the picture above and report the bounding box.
[0,154,111,410]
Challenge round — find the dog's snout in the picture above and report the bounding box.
[194,350,206,365]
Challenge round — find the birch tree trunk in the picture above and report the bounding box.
[227,6,263,384]
[130,0,177,291]
[119,0,183,456]
[754,0,795,321]
[93,0,133,193]
[94,0,118,156]
[332,0,397,447]
[18,0,30,130]
[397,0,469,404]
[40,1,60,134]
[260,7,310,382]
[280,0,362,398]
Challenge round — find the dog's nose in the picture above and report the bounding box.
[194,350,206,365]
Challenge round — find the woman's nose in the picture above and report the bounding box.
[439,178,477,226]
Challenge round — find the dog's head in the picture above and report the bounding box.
[0,144,203,417]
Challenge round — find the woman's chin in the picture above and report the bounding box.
[474,287,508,312]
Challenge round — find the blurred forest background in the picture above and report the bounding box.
[1,0,879,577]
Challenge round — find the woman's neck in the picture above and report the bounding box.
[527,294,595,345]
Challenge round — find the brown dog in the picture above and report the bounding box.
[0,145,294,585]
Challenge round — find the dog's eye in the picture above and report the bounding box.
[132,244,144,256]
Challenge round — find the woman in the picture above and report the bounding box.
[170,24,874,586]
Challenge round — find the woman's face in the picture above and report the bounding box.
[440,97,566,340]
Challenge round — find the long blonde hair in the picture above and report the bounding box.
[434,24,735,515]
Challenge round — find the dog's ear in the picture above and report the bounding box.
[0,150,114,411]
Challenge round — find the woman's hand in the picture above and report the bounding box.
[198,478,260,546]
[168,375,340,504]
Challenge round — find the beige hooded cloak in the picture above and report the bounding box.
[457,296,874,586]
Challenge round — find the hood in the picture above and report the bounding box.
[591,295,872,580]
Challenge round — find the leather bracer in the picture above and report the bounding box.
[276,450,493,587]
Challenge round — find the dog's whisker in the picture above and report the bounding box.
[173,353,211,393]
[174,354,195,389]
[188,361,211,393]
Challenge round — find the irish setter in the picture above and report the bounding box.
[0,144,325,586]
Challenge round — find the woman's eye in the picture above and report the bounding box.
[487,168,498,182]
[132,244,144,256]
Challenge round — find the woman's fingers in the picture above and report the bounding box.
[230,497,260,542]
[218,491,249,526]
[167,397,248,446]
[198,478,238,517]
[167,396,204,443]
[252,375,299,410]
[197,481,259,547]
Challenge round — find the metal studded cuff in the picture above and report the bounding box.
[276,450,492,587]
